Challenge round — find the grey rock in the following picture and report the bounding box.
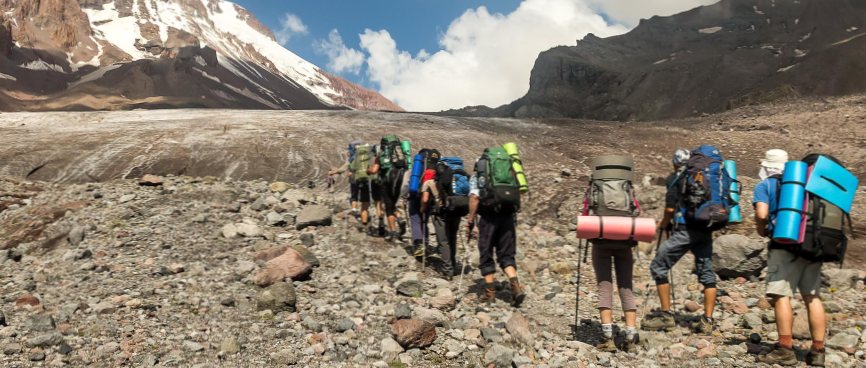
[822,268,860,291]
[303,316,322,331]
[380,337,404,360]
[414,307,447,327]
[92,301,116,315]
[183,340,205,352]
[0,311,4,326]
[236,223,264,238]
[3,343,20,355]
[712,234,767,279]
[221,224,238,238]
[827,332,859,351]
[484,343,515,368]
[250,197,267,211]
[220,337,240,354]
[507,312,534,346]
[95,342,119,358]
[27,332,63,347]
[300,233,315,247]
[395,279,423,297]
[295,205,333,230]
[29,348,45,361]
[62,248,92,261]
[513,355,533,367]
[395,304,412,319]
[265,211,286,226]
[743,313,763,330]
[26,313,56,332]
[68,225,86,246]
[256,282,297,313]
[58,342,73,355]
[335,318,356,333]
[119,194,136,203]
[481,327,503,342]
[292,245,320,268]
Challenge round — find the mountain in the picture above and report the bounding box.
[0,0,402,112]
[459,0,866,121]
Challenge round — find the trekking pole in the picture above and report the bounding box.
[573,239,583,340]
[455,226,472,303]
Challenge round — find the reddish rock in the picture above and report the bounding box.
[391,319,436,349]
[138,175,164,186]
[506,312,534,347]
[697,344,716,358]
[253,248,312,287]
[757,298,772,310]
[684,300,702,313]
[730,302,749,314]
[254,246,290,262]
[735,277,748,284]
[15,294,41,307]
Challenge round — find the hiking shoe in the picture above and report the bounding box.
[509,278,526,308]
[480,286,496,305]
[691,315,715,334]
[623,334,639,353]
[413,242,425,260]
[398,219,407,236]
[642,311,675,331]
[757,344,798,366]
[806,348,825,367]
[385,231,396,242]
[595,337,617,353]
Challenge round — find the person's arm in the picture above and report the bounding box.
[368,158,380,175]
[755,202,770,238]
[658,207,675,231]
[329,162,350,176]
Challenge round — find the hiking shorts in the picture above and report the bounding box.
[650,228,717,287]
[765,249,822,298]
[477,211,517,276]
[381,184,399,216]
[370,181,383,202]
[350,180,370,203]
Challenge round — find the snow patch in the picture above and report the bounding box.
[753,6,765,15]
[0,73,17,81]
[794,49,808,58]
[777,64,798,72]
[847,27,860,32]
[195,56,207,67]
[800,33,812,42]
[653,58,669,65]
[82,1,148,61]
[68,64,123,88]
[21,60,66,73]
[831,32,866,46]
[193,68,221,83]
[699,27,722,34]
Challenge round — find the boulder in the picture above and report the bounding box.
[429,288,455,310]
[291,245,320,268]
[484,343,515,368]
[380,337,404,360]
[253,248,312,286]
[414,307,447,327]
[295,205,333,230]
[391,319,436,349]
[822,268,860,291]
[712,234,767,279]
[236,223,263,238]
[827,332,859,354]
[255,282,297,312]
[506,312,534,346]
[269,182,290,193]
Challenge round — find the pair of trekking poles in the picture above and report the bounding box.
[572,228,672,340]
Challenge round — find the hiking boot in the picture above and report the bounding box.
[413,240,425,261]
[398,219,407,236]
[642,311,675,331]
[757,344,798,366]
[691,315,714,334]
[806,348,825,367]
[622,331,639,353]
[480,286,496,305]
[595,337,617,353]
[509,278,526,308]
[385,231,397,242]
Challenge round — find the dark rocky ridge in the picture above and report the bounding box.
[445,0,866,121]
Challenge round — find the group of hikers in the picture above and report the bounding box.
[329,137,857,367]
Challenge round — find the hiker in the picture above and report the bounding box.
[467,146,525,307]
[754,150,831,367]
[368,135,409,242]
[645,145,733,333]
[580,155,640,351]
[422,156,470,279]
[407,149,441,259]
[329,141,371,227]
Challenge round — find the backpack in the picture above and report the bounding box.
[585,155,640,217]
[347,140,362,163]
[437,157,471,216]
[475,147,520,213]
[379,135,408,172]
[677,145,735,230]
[409,149,441,195]
[773,154,853,264]
[349,144,371,182]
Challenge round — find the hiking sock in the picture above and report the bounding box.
[812,340,825,351]
[779,335,794,349]
[602,324,613,339]
[625,327,637,341]
[509,277,519,284]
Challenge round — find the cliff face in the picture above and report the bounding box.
[496,0,866,121]
[0,0,401,112]
[0,15,11,57]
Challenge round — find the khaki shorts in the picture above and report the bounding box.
[765,249,822,298]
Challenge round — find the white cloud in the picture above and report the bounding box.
[355,0,628,112]
[275,13,308,45]
[587,0,717,26]
[314,29,365,75]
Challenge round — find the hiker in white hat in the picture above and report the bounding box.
[759,149,789,180]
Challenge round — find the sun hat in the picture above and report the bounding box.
[760,149,789,170]
[672,148,690,168]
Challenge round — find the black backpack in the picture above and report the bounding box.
[774,154,853,264]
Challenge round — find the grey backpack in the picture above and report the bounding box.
[586,155,640,217]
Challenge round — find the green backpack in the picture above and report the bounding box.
[349,144,371,182]
[475,147,520,212]
[379,135,407,172]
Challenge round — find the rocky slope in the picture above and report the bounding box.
[0,0,401,112]
[457,0,866,121]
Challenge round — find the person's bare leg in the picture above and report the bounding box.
[503,265,517,278]
[360,202,370,225]
[600,308,613,324]
[625,310,637,328]
[803,295,826,344]
[388,215,398,232]
[703,287,717,318]
[657,283,671,312]
[772,296,794,348]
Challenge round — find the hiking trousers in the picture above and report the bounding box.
[433,212,462,275]
[408,196,425,242]
[650,228,717,287]
[477,211,517,276]
[590,244,637,311]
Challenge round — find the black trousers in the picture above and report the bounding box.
[433,212,462,275]
[477,211,517,276]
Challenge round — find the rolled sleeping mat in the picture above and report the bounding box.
[591,155,634,181]
[804,155,859,213]
[502,142,529,193]
[408,153,425,195]
[724,160,742,223]
[773,161,808,244]
[797,166,814,243]
[575,216,657,243]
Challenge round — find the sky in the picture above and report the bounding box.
[233,0,716,112]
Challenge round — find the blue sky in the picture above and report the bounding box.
[234,0,522,88]
[232,0,715,111]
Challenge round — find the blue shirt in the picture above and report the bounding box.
[753,177,781,229]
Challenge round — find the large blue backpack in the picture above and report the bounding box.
[677,145,735,230]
